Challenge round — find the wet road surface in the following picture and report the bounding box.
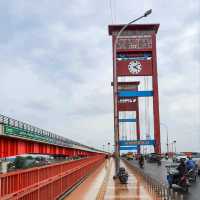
[103,159,157,200]
[128,159,200,200]
[65,158,159,200]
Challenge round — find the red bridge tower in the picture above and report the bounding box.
[108,24,161,158]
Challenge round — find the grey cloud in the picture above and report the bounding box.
[25,100,52,112]
[0,0,199,152]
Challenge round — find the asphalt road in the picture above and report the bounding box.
[127,159,200,200]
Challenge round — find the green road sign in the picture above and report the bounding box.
[4,125,50,143]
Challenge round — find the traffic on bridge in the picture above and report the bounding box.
[0,1,199,200]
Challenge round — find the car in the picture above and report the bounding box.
[126,152,134,160]
[175,153,187,163]
[146,153,162,163]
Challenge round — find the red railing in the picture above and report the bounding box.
[0,155,105,200]
[0,136,97,158]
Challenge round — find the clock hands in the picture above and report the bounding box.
[128,61,142,74]
[134,64,140,69]
[133,64,141,72]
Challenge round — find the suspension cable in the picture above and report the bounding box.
[108,0,114,24]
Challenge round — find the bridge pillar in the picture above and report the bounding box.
[116,81,141,153]
[109,24,161,154]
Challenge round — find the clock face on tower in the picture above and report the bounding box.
[128,60,142,74]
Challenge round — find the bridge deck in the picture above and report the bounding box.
[65,159,157,200]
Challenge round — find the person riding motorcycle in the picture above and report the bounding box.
[165,153,169,160]
[186,157,195,171]
[177,158,187,178]
[186,157,198,182]
[167,159,189,192]
[139,154,144,168]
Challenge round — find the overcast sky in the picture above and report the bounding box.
[0,0,199,152]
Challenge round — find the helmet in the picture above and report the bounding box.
[180,158,185,163]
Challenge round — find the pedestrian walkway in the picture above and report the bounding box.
[65,158,158,200]
[101,159,156,200]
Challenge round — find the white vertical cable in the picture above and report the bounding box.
[113,0,117,23]
[109,0,114,24]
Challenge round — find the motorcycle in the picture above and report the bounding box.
[166,165,189,192]
[118,167,128,184]
[187,167,198,183]
[157,159,161,166]
[139,159,144,169]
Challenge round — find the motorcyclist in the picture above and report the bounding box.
[177,158,187,178]
[197,159,200,176]
[139,154,144,168]
[186,157,195,171]
[156,154,162,165]
[168,159,189,192]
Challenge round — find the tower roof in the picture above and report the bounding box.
[108,24,159,35]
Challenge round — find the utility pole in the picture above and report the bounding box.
[173,140,176,154]
[160,123,169,155]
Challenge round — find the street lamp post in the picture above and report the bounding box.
[170,142,173,155]
[112,144,115,153]
[173,140,176,154]
[160,123,169,155]
[102,144,105,151]
[107,142,111,153]
[113,9,152,176]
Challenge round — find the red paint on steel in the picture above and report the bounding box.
[109,24,161,154]
[152,33,161,153]
[117,101,138,111]
[108,24,159,35]
[0,136,100,158]
[0,155,105,200]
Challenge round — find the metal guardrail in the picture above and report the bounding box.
[0,156,105,200]
[0,114,104,153]
[123,159,184,200]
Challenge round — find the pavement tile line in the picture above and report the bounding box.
[123,159,167,200]
[123,159,189,200]
[121,159,161,200]
[97,159,159,200]
[96,159,113,200]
